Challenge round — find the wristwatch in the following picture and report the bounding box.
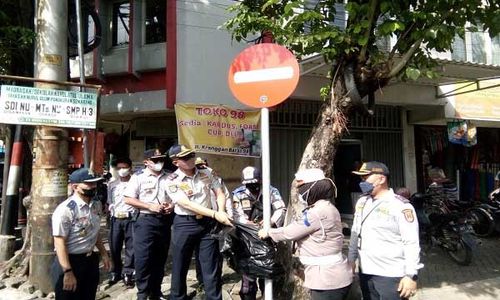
[406,274,418,281]
[63,268,73,274]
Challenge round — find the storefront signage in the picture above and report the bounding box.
[175,104,261,157]
[443,79,500,121]
[0,85,97,128]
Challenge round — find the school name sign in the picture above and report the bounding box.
[0,85,97,128]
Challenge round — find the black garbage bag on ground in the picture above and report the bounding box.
[222,222,284,279]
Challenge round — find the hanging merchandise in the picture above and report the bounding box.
[465,121,477,147]
[447,120,468,145]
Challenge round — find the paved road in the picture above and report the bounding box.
[2,228,500,299]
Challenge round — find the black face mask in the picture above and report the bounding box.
[246,183,261,195]
[80,188,96,198]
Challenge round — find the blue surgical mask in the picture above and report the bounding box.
[359,181,374,195]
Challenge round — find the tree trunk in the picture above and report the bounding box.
[0,196,32,279]
[280,63,354,299]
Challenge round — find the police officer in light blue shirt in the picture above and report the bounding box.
[348,161,422,300]
[166,144,233,300]
[123,149,174,300]
[51,168,111,300]
[231,166,286,300]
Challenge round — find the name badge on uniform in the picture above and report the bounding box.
[357,234,362,249]
[241,199,251,209]
[79,228,87,237]
[179,182,193,196]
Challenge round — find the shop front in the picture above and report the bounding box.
[413,79,500,200]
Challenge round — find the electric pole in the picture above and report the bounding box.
[29,0,69,293]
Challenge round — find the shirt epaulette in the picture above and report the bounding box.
[395,194,410,203]
[232,185,247,195]
[168,173,179,180]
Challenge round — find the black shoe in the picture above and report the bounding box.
[109,273,120,285]
[123,273,134,287]
[148,294,168,300]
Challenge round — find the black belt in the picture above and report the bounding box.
[139,213,170,218]
[69,251,96,258]
[177,214,206,220]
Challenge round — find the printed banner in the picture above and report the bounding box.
[175,104,261,157]
[0,85,97,128]
[442,79,500,121]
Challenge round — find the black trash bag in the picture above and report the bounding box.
[222,222,284,279]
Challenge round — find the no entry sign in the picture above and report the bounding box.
[228,43,300,108]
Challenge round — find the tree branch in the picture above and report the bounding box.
[387,37,423,78]
[388,22,416,61]
[359,0,379,62]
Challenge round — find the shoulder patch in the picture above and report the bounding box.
[168,173,179,180]
[168,184,178,193]
[402,209,415,222]
[303,210,311,227]
[134,169,144,175]
[395,194,410,203]
[66,199,77,211]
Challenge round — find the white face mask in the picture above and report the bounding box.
[117,168,130,177]
[150,162,164,172]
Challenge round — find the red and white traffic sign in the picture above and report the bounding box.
[228,43,300,108]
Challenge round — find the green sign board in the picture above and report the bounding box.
[0,85,97,128]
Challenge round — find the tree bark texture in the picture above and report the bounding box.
[281,63,356,299]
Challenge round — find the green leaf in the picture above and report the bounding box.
[358,36,369,46]
[406,68,421,80]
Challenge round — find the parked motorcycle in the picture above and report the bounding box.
[482,188,500,234]
[410,193,478,266]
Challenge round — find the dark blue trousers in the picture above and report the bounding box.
[109,217,134,277]
[359,273,408,300]
[51,252,99,300]
[134,213,173,300]
[170,215,222,300]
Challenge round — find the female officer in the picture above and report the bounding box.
[258,168,352,300]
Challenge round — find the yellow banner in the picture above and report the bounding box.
[443,79,500,121]
[175,104,261,157]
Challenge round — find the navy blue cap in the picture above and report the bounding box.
[144,148,166,160]
[69,168,103,183]
[168,144,194,159]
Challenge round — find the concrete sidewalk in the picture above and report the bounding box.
[417,276,500,300]
[2,232,500,299]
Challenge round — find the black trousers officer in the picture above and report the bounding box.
[134,213,173,300]
[51,252,99,300]
[109,215,135,279]
[170,215,222,300]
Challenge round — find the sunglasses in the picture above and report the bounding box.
[178,153,196,161]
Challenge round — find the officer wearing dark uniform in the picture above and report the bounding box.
[51,168,111,300]
[166,144,233,300]
[230,166,286,300]
[123,149,174,300]
[107,157,135,286]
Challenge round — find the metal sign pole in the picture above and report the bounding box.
[261,107,273,300]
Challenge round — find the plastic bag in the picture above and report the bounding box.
[222,222,284,278]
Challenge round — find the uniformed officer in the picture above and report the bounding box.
[51,168,111,300]
[166,144,232,300]
[259,168,352,300]
[107,157,135,286]
[123,149,174,300]
[348,161,422,300]
[230,166,286,300]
